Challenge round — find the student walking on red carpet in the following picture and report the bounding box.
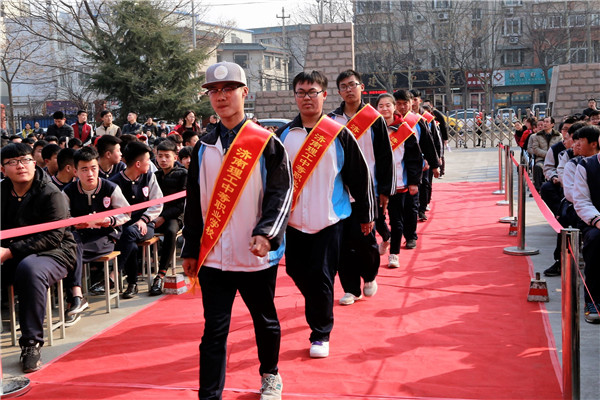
[181,61,292,400]
[276,70,374,358]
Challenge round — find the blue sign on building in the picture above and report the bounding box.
[500,68,552,86]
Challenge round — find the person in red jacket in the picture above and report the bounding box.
[71,110,93,146]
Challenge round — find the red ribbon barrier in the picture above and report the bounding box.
[510,153,519,167]
[0,191,186,240]
[522,173,563,234]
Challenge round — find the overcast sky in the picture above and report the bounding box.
[201,0,305,30]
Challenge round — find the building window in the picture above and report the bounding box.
[275,57,281,70]
[567,14,585,27]
[503,18,521,35]
[569,42,587,63]
[233,53,248,68]
[549,15,563,29]
[264,56,271,69]
[503,0,522,6]
[433,1,452,9]
[503,50,522,66]
[472,8,482,20]
[472,39,482,59]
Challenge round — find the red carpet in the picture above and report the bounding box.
[23,182,562,399]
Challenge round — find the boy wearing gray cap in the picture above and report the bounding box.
[182,61,292,400]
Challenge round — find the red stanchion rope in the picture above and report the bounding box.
[522,173,563,234]
[510,153,519,167]
[567,240,599,314]
[498,143,505,149]
[0,191,186,240]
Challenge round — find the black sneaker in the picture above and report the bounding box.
[405,239,417,249]
[418,211,428,222]
[584,302,600,324]
[64,313,81,327]
[89,279,114,296]
[67,296,89,316]
[122,283,138,299]
[149,275,164,296]
[543,261,561,277]
[20,342,42,373]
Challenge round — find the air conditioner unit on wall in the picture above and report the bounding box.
[416,14,425,22]
[509,36,519,44]
[438,12,448,21]
[505,7,514,16]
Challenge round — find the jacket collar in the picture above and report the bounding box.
[330,101,367,119]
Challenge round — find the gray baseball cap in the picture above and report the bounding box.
[202,61,247,88]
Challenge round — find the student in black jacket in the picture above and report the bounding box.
[149,140,187,295]
[1,143,77,373]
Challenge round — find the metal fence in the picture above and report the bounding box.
[446,116,516,149]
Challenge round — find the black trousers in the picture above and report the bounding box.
[2,254,67,346]
[375,203,391,242]
[154,219,181,272]
[540,180,564,217]
[387,191,408,254]
[581,225,600,304]
[419,168,433,213]
[339,203,380,297]
[71,232,115,292]
[115,223,155,284]
[198,265,280,400]
[285,221,343,343]
[402,192,419,241]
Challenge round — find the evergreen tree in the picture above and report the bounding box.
[89,1,207,124]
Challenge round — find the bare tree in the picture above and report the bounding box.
[290,0,353,25]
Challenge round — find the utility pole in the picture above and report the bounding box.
[276,7,290,45]
[317,0,324,24]
[191,0,196,49]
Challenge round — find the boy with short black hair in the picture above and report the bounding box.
[96,135,126,180]
[149,140,187,295]
[178,146,192,169]
[110,141,163,298]
[32,140,48,168]
[51,148,77,191]
[41,144,61,176]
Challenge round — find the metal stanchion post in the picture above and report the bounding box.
[493,144,505,195]
[503,164,539,255]
[561,228,580,400]
[500,150,516,222]
[497,145,510,205]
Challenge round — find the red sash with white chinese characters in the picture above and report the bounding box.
[403,111,422,129]
[389,122,414,151]
[190,121,273,288]
[291,115,344,211]
[345,104,381,141]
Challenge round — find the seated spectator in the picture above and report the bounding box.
[46,111,74,141]
[71,110,93,145]
[32,122,44,139]
[529,116,562,192]
[142,117,157,137]
[572,125,600,324]
[178,146,193,169]
[58,136,68,149]
[22,137,35,147]
[108,141,163,299]
[157,121,170,137]
[121,111,143,136]
[9,135,22,143]
[32,140,48,168]
[518,117,537,150]
[514,121,525,144]
[96,135,126,180]
[20,123,34,139]
[95,110,121,137]
[1,143,77,372]
[50,148,77,191]
[175,110,201,134]
[589,110,600,126]
[182,130,199,148]
[41,144,61,176]
[63,147,130,317]
[582,98,598,118]
[149,140,187,295]
[45,135,58,145]
[68,137,83,149]
[204,114,218,134]
[166,132,183,152]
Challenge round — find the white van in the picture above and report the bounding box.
[531,103,547,118]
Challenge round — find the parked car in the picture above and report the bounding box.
[496,108,518,123]
[447,110,480,131]
[258,118,291,129]
[531,103,547,118]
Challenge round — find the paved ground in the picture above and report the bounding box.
[2,145,599,398]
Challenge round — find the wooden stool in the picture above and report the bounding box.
[154,230,182,275]
[138,236,159,287]
[9,279,66,347]
[84,251,121,313]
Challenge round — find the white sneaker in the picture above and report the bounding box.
[388,254,399,268]
[309,341,329,358]
[260,373,282,400]
[339,292,362,305]
[378,239,390,255]
[363,280,378,297]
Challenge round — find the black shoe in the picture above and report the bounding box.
[418,211,428,221]
[20,341,42,373]
[543,261,561,277]
[149,275,164,296]
[584,302,600,324]
[64,313,81,327]
[67,296,89,316]
[89,279,114,296]
[122,283,138,299]
[405,239,417,249]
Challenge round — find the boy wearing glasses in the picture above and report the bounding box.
[182,61,292,400]
[276,71,374,358]
[329,69,394,306]
[1,143,77,373]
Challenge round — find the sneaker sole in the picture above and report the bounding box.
[23,364,42,373]
[388,264,399,269]
[67,301,89,316]
[64,314,82,327]
[584,317,600,324]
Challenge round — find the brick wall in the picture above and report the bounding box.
[548,63,600,118]
[254,23,354,120]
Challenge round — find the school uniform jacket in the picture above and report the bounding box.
[63,178,131,242]
[277,114,375,234]
[181,121,293,272]
[573,153,600,226]
[387,119,423,191]
[98,161,126,180]
[329,101,395,197]
[110,170,163,226]
[543,141,566,181]
[155,166,187,222]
